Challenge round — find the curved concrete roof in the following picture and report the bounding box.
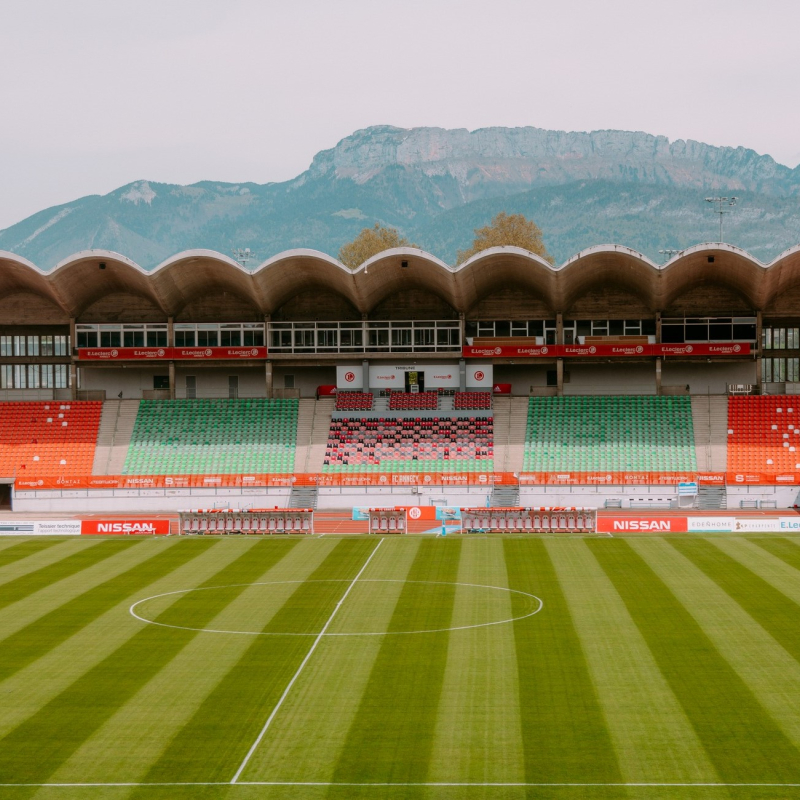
[1,243,800,318]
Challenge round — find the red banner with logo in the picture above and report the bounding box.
[81,519,171,535]
[596,516,688,533]
[78,347,267,361]
[463,343,751,358]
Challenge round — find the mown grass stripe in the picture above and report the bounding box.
[0,538,62,567]
[546,539,718,784]
[0,539,230,784]
[131,538,376,788]
[240,538,422,783]
[504,538,621,785]
[670,537,800,666]
[47,538,305,784]
[429,538,525,784]
[0,539,138,611]
[589,538,800,783]
[328,538,462,786]
[752,536,800,573]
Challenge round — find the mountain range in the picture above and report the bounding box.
[2,124,800,269]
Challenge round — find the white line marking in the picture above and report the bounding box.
[130,579,543,637]
[229,538,384,784]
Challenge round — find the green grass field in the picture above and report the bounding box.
[1,534,800,800]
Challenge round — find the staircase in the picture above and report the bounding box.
[288,485,319,510]
[492,397,528,472]
[490,484,520,507]
[91,400,140,475]
[691,396,729,472]
[696,485,727,509]
[293,398,334,474]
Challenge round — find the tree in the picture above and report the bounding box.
[456,212,553,264]
[338,223,415,269]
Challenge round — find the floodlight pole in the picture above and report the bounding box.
[659,248,682,263]
[705,197,737,243]
[232,248,255,268]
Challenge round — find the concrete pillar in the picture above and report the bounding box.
[265,361,273,398]
[458,312,465,350]
[69,317,77,400]
[362,360,370,392]
[69,362,78,400]
[755,357,763,395]
[755,310,763,395]
[168,361,176,400]
[655,357,662,396]
[556,358,564,396]
[655,311,662,344]
[556,313,564,345]
[459,358,466,392]
[167,316,174,346]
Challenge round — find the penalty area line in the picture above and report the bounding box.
[229,536,385,784]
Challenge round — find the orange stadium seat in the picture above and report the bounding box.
[727,396,800,473]
[0,401,102,478]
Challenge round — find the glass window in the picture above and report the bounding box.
[528,321,544,337]
[197,330,218,347]
[146,330,167,347]
[175,330,195,347]
[609,320,624,336]
[41,365,53,388]
[27,365,39,388]
[123,331,145,347]
[14,365,26,388]
[77,330,98,348]
[13,336,25,356]
[243,329,264,346]
[686,324,708,341]
[317,329,337,348]
[0,364,11,388]
[55,364,68,388]
[220,330,241,346]
[40,336,54,356]
[0,336,11,357]
[100,331,121,347]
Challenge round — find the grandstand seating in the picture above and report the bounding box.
[0,401,102,477]
[388,392,439,411]
[122,399,298,475]
[727,396,800,473]
[323,416,493,472]
[335,392,374,411]
[454,392,492,410]
[523,396,696,472]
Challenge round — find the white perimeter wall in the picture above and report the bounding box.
[272,366,337,397]
[662,361,756,395]
[564,364,655,395]
[174,367,266,398]
[80,367,166,399]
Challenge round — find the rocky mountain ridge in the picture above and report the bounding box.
[2,125,799,269]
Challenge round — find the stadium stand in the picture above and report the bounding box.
[323,416,493,472]
[122,398,298,475]
[335,392,374,411]
[388,392,439,411]
[727,396,800,472]
[454,392,492,410]
[523,396,696,472]
[0,401,102,477]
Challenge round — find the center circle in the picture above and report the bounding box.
[129,580,543,637]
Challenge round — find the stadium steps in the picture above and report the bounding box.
[696,485,728,509]
[288,485,319,509]
[490,484,520,507]
[293,398,335,473]
[492,397,528,472]
[92,400,140,475]
[691,396,729,472]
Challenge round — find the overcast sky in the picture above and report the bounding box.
[1,0,798,230]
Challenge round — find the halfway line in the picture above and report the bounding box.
[229,537,385,784]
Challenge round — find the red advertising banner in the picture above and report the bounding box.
[492,383,512,395]
[81,519,171,535]
[596,516,688,533]
[78,347,267,361]
[463,343,751,358]
[463,344,555,358]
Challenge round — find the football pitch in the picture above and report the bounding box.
[1,534,800,799]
